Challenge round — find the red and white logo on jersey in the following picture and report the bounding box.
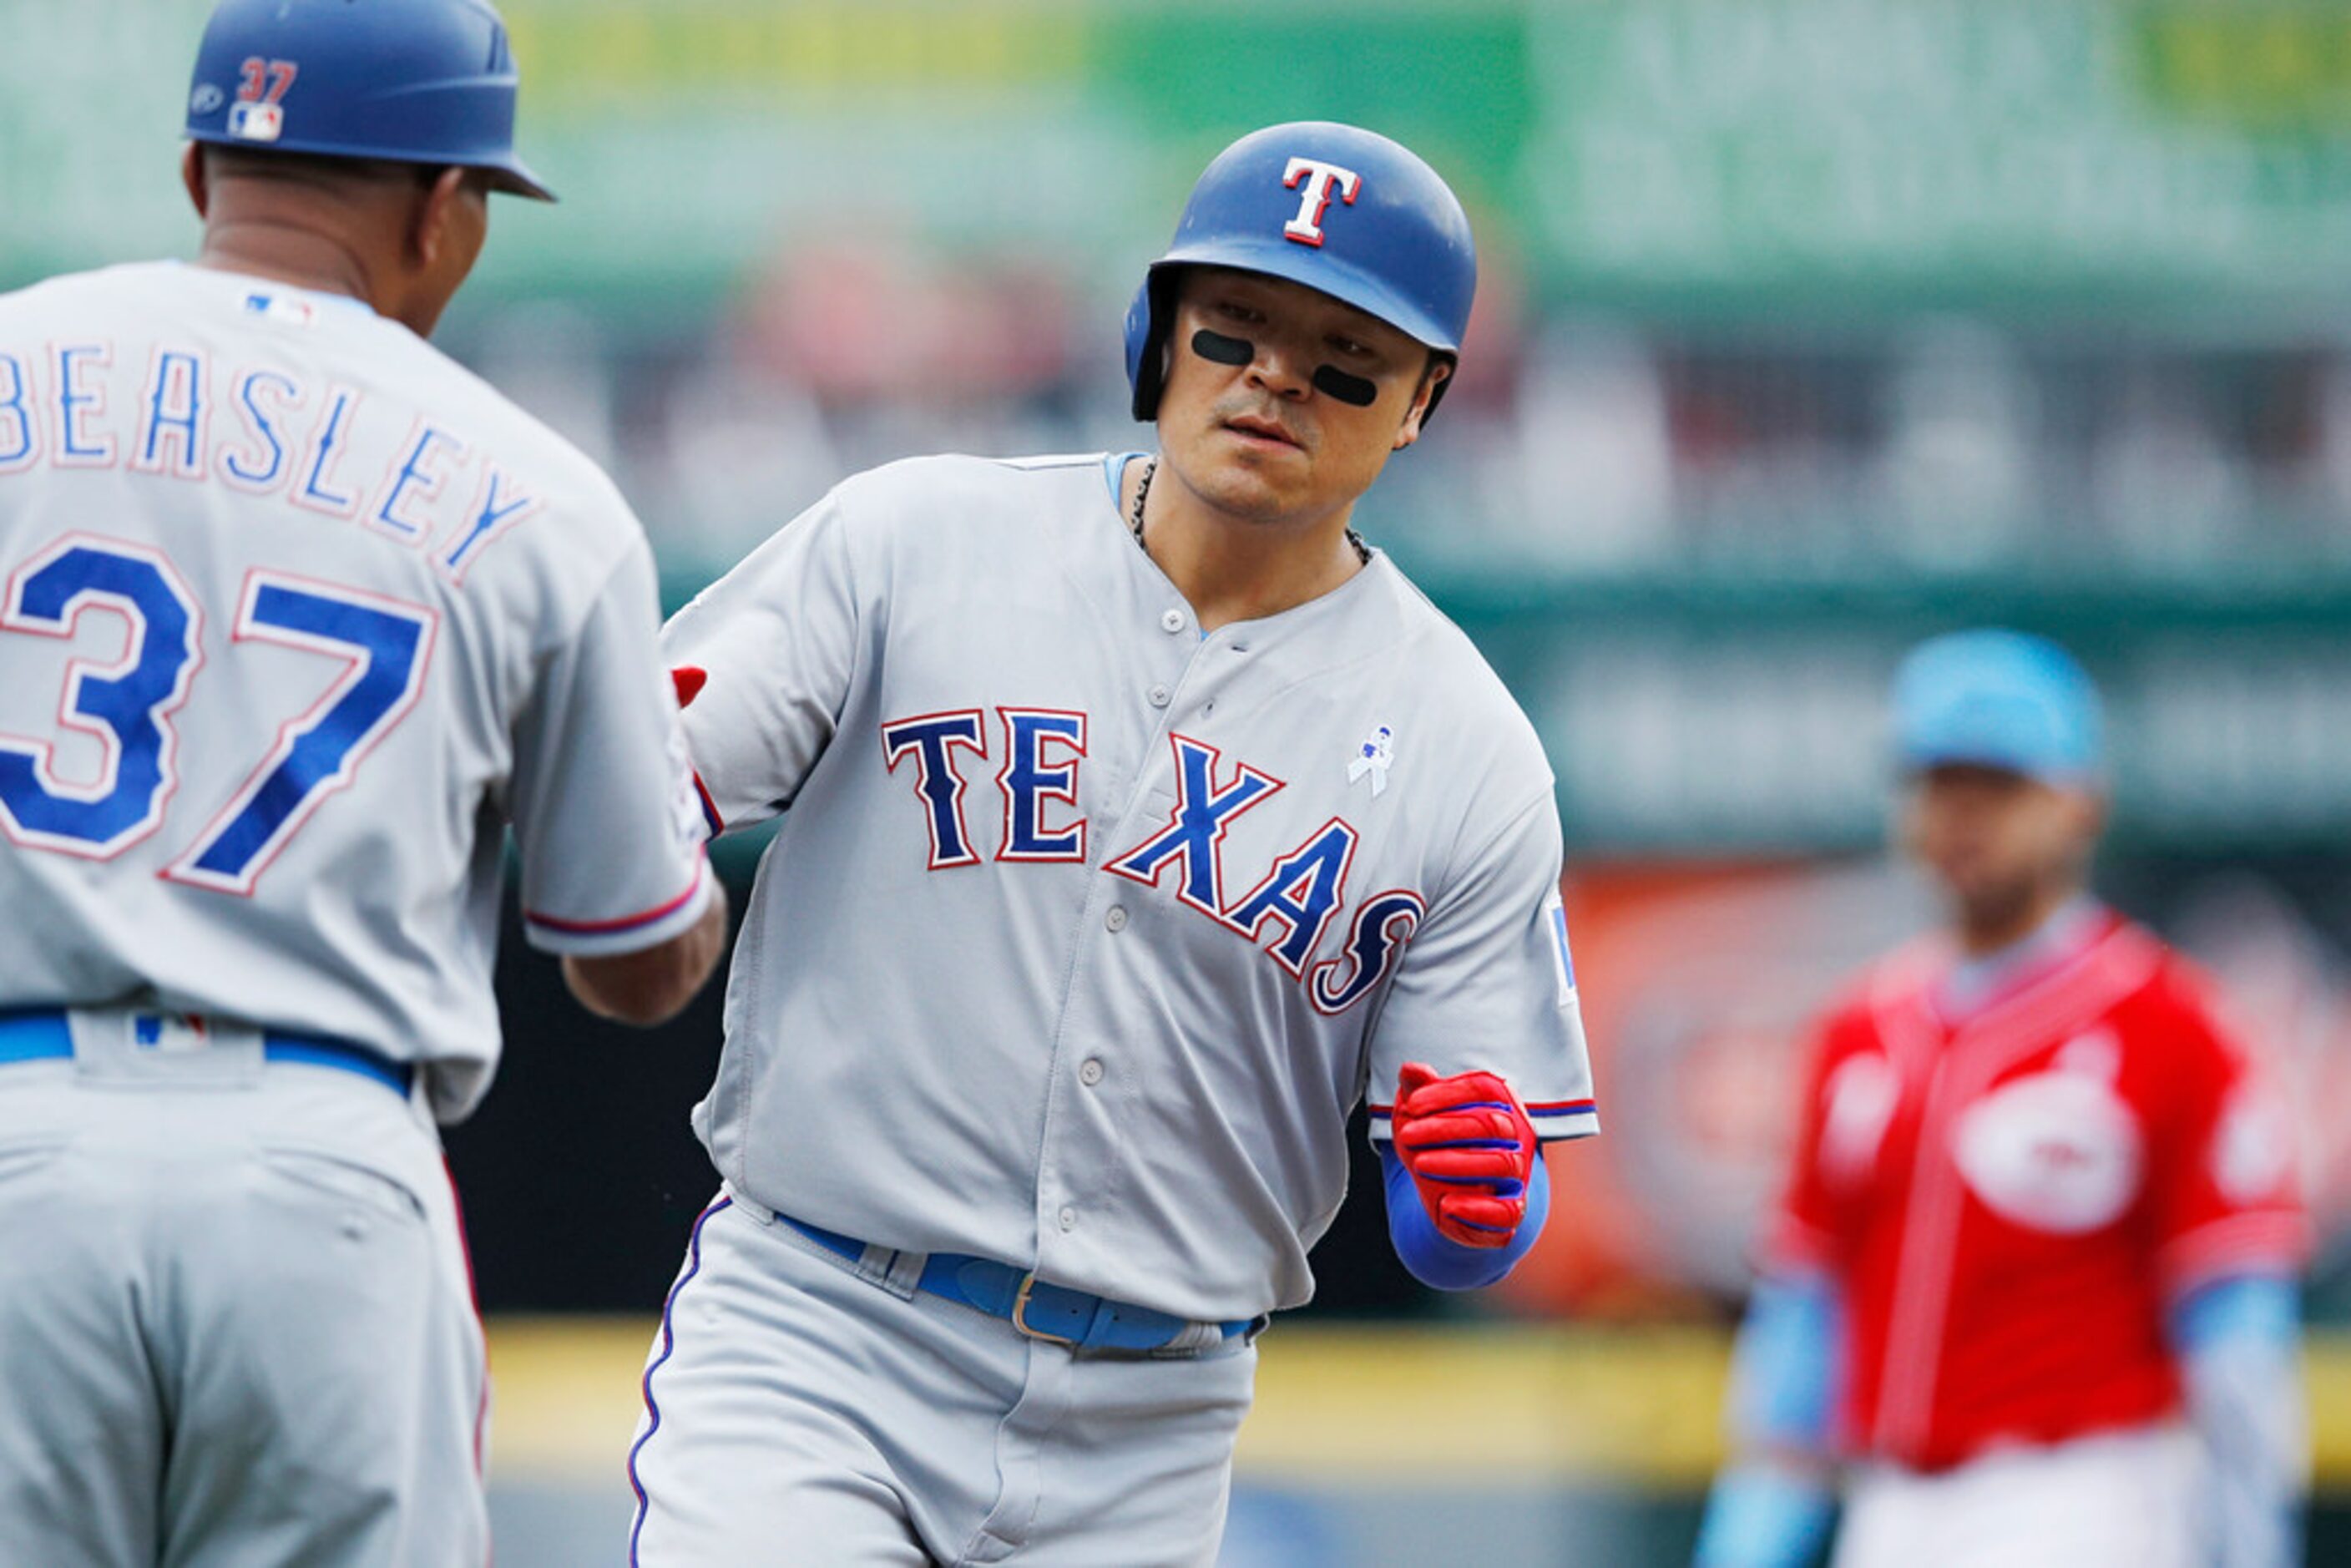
[1953,1065,2145,1234]
[1282,158,1362,247]
[240,291,316,328]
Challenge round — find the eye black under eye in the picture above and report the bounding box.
[1191,328,1255,367]
[1312,365,1378,407]
[1188,327,1380,404]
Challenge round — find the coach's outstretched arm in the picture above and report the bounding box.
[503,524,731,1026]
[564,889,730,1024]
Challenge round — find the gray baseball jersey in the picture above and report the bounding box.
[664,450,1595,1323]
[0,260,710,1120]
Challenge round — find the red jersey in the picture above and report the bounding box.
[1767,910,2305,1472]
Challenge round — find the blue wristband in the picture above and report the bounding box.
[1694,1462,1836,1568]
[1731,1271,1842,1450]
[1381,1142,1548,1291]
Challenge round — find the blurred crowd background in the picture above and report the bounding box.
[11,1,2351,1561]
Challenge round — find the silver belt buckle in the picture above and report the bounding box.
[1010,1272,1079,1347]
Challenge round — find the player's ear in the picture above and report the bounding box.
[1392,358,1449,451]
[182,144,210,221]
[410,166,473,270]
[2065,786,2107,850]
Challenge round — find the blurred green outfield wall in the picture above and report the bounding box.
[12,0,2351,313]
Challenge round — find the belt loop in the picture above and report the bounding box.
[880,1247,927,1299]
[1155,1319,1226,1355]
[853,1242,920,1301]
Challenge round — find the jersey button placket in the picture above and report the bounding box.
[1105,906,1128,933]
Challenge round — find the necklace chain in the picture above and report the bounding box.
[1129,455,1372,567]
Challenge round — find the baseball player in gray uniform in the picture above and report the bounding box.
[0,2,725,1563]
[628,122,1597,1565]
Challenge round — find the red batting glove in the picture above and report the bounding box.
[1389,1062,1538,1249]
[671,665,709,709]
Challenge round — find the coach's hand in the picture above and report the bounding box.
[1389,1062,1539,1248]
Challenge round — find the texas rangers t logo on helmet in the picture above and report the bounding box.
[1282,157,1362,247]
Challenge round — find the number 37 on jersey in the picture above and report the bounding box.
[0,532,433,895]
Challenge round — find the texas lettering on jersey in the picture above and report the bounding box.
[878,709,1417,1014]
[0,335,540,581]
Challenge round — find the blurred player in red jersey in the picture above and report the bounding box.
[1695,630,2308,1568]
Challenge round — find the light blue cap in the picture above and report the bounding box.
[1891,630,2103,784]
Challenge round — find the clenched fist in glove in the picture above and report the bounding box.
[1389,1062,1540,1247]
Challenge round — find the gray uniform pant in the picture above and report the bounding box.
[626,1189,1258,1566]
[0,1051,485,1567]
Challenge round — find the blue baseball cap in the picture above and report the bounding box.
[1125,121,1477,422]
[1890,630,2103,785]
[185,0,554,201]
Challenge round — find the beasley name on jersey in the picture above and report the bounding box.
[0,271,540,581]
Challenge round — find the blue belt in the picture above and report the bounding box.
[0,1008,413,1097]
[779,1212,1255,1353]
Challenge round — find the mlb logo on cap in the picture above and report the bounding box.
[228,100,284,141]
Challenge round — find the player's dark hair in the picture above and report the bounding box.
[200,142,459,193]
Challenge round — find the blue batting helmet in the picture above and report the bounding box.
[185,0,554,201]
[1125,121,1477,422]
[1891,630,2105,786]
